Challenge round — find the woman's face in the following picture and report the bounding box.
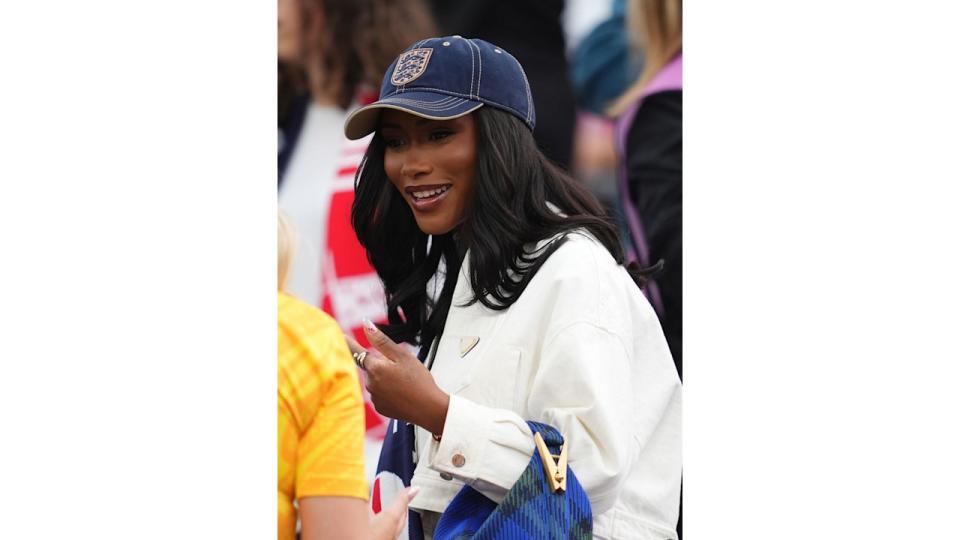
[380,109,478,236]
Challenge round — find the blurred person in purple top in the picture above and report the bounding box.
[609,0,682,380]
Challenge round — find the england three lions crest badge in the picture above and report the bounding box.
[391,48,433,86]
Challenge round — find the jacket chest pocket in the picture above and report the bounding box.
[439,343,522,411]
[474,346,522,410]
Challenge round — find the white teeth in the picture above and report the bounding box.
[411,185,450,200]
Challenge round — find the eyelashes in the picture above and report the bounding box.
[429,130,454,141]
[383,129,456,149]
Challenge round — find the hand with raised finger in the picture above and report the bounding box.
[361,317,449,435]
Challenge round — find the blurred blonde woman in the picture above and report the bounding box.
[609,0,682,115]
[610,0,683,380]
[278,211,417,539]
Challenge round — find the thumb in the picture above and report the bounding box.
[390,487,418,537]
[403,485,420,504]
[362,317,405,362]
[373,487,420,538]
[381,485,417,517]
[371,486,417,540]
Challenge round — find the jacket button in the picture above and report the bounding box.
[451,453,466,467]
[439,472,453,481]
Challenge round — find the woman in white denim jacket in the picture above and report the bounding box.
[343,35,681,539]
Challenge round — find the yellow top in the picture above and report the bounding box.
[278,292,367,540]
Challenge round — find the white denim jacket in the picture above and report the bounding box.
[410,231,682,539]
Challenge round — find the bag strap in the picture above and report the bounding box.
[527,421,564,450]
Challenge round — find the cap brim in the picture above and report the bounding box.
[343,92,484,140]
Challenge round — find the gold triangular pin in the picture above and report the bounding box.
[459,336,479,357]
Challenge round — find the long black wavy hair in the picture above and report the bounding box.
[352,106,653,348]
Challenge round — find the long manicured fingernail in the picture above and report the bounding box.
[407,486,420,500]
[362,317,377,333]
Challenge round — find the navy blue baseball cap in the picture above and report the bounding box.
[344,36,536,140]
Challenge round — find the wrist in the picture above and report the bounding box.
[425,388,450,437]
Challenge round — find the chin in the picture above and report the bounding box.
[414,217,457,236]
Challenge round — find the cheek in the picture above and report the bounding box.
[445,147,477,200]
[456,173,476,218]
[383,153,403,190]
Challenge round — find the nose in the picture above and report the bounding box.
[399,145,433,180]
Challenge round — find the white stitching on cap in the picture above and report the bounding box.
[384,96,467,109]
[420,95,462,106]
[381,95,464,109]
[384,95,464,105]
[383,98,470,111]
[384,94,462,105]
[393,87,478,99]
[392,87,527,119]
[515,55,533,124]
[469,39,475,98]
[369,102,483,122]
[468,39,482,100]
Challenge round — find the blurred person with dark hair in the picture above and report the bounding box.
[426,0,576,170]
[278,212,419,540]
[609,0,682,380]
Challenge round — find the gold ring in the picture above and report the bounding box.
[353,351,367,370]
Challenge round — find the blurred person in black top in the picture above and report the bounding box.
[623,91,681,377]
[609,0,682,381]
[426,0,575,170]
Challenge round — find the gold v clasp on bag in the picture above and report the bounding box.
[459,336,479,357]
[534,432,568,493]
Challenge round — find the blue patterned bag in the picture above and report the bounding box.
[433,422,592,539]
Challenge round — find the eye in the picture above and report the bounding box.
[429,129,454,141]
[383,137,405,149]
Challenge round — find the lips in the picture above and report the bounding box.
[404,183,452,211]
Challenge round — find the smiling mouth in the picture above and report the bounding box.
[406,184,451,201]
